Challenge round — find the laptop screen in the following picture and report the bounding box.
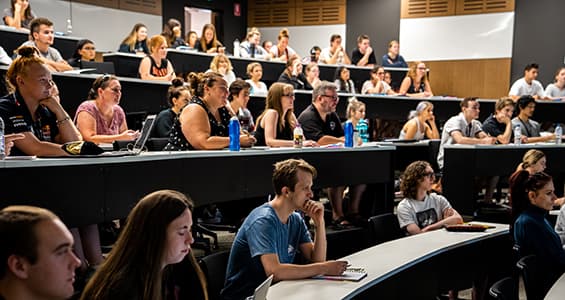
[80,61,116,74]
[252,274,273,300]
[132,115,156,153]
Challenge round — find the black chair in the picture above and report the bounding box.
[488,276,518,300]
[516,254,560,300]
[367,212,404,246]
[199,250,230,300]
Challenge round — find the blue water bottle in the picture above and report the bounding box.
[344,120,354,148]
[229,116,240,151]
[356,118,369,143]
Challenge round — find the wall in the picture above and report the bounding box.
[346,0,401,64]
[163,0,248,55]
[0,0,162,52]
[512,0,565,87]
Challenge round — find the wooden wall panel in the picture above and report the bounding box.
[248,0,345,27]
[119,0,162,15]
[401,0,455,18]
[422,58,511,99]
[455,0,514,15]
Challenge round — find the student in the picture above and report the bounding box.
[544,67,565,100]
[270,28,297,62]
[225,79,254,132]
[399,101,439,140]
[0,46,12,66]
[239,28,270,59]
[206,54,236,87]
[510,171,565,276]
[556,204,565,249]
[351,34,376,67]
[481,97,515,144]
[196,23,224,54]
[397,160,463,235]
[304,62,322,90]
[0,46,82,157]
[161,18,186,48]
[67,39,96,68]
[511,95,555,143]
[437,97,496,170]
[361,65,394,95]
[245,62,268,96]
[81,190,196,300]
[3,0,36,29]
[0,205,82,300]
[74,75,140,144]
[334,66,356,93]
[277,56,310,90]
[118,23,149,55]
[221,159,348,300]
[319,34,351,65]
[398,61,433,98]
[153,78,190,138]
[185,30,198,50]
[139,35,176,82]
[382,40,408,68]
[20,17,72,72]
[509,63,546,100]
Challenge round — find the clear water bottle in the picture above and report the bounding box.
[513,125,522,145]
[356,118,369,143]
[0,117,5,160]
[555,123,562,144]
[233,38,240,57]
[66,18,72,35]
[229,116,240,151]
[293,123,303,148]
[344,120,354,148]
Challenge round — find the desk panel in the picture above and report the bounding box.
[0,147,395,227]
[442,144,565,216]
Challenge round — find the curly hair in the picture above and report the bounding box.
[400,161,430,200]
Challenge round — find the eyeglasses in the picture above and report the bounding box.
[321,95,339,101]
[283,93,295,97]
[83,47,96,51]
[423,171,435,179]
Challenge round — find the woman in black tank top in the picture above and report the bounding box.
[138,35,175,81]
[164,72,256,150]
[399,61,434,98]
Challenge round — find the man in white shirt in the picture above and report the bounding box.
[239,29,270,60]
[319,34,351,65]
[509,63,546,101]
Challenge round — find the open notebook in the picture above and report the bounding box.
[313,267,367,282]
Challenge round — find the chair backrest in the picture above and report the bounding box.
[368,212,404,246]
[516,254,556,300]
[199,250,230,300]
[488,276,518,300]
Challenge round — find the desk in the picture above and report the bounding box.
[0,25,81,60]
[103,52,142,78]
[0,146,395,227]
[376,140,441,171]
[545,272,565,300]
[268,223,510,300]
[442,144,565,217]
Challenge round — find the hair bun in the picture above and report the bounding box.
[16,46,38,58]
[171,78,184,87]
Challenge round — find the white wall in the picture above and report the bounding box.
[399,12,514,61]
[257,24,346,59]
[0,0,162,52]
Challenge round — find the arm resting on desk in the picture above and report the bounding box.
[14,132,69,157]
[422,208,463,233]
[260,254,346,282]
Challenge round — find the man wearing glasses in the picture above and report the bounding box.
[298,82,365,227]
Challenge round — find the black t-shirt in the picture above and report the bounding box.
[297,104,344,142]
[152,108,176,138]
[0,92,59,156]
[482,114,511,142]
[351,48,377,66]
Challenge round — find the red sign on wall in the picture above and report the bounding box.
[234,3,241,17]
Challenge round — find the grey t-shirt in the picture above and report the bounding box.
[545,83,565,99]
[397,193,452,230]
[437,112,483,169]
[2,8,36,29]
[20,40,64,63]
[511,117,540,137]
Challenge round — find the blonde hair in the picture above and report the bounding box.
[209,54,233,73]
[346,98,365,120]
[6,46,43,92]
[246,62,262,78]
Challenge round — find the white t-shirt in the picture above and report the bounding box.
[545,83,565,99]
[397,193,452,230]
[509,78,544,98]
[246,79,268,96]
[437,113,483,169]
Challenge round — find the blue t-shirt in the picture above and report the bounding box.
[221,203,312,300]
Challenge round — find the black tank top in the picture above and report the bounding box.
[254,117,293,146]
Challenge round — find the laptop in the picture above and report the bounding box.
[101,114,156,157]
[80,61,116,75]
[246,274,273,300]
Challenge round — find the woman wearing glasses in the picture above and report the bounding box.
[398,61,433,98]
[362,65,395,95]
[397,160,463,235]
[74,75,139,144]
[67,39,96,68]
[254,83,316,147]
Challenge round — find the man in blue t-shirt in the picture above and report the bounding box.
[221,159,348,300]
